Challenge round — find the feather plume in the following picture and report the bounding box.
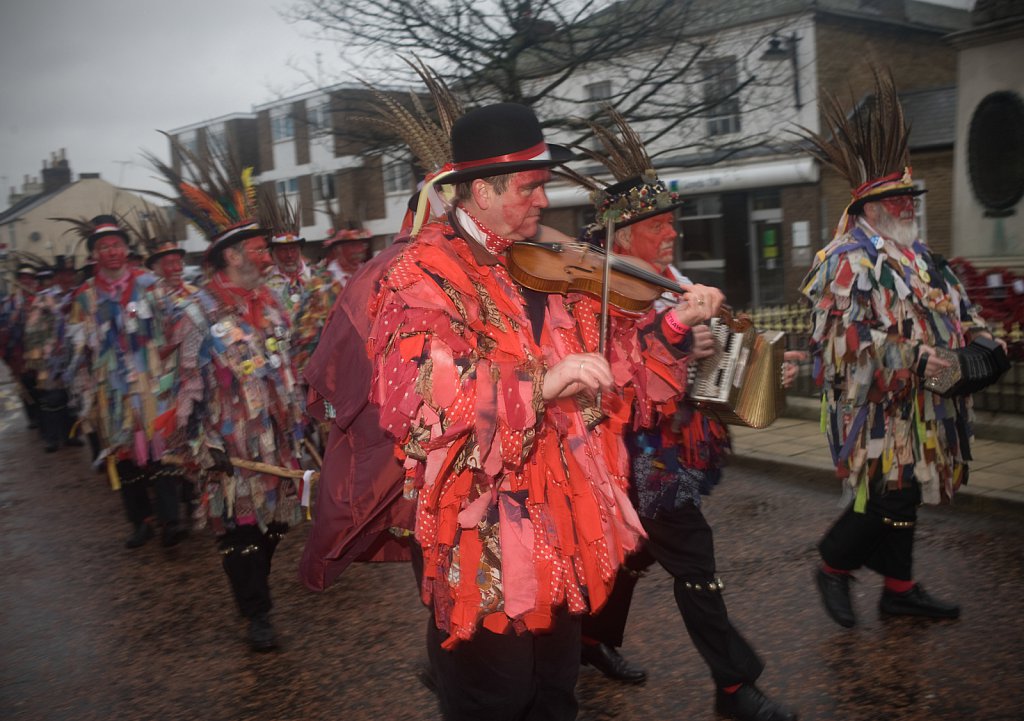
[577,105,654,182]
[142,132,258,244]
[793,67,910,188]
[258,186,302,237]
[353,57,463,174]
[120,203,176,257]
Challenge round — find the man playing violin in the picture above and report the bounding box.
[364,102,718,720]
[575,111,799,721]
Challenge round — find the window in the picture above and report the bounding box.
[383,161,411,194]
[271,109,294,142]
[275,177,299,196]
[586,80,612,104]
[702,58,741,137]
[315,173,335,201]
[309,102,332,135]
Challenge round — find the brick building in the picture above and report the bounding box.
[534,0,969,307]
[167,85,417,257]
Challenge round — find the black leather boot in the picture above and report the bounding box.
[815,567,855,628]
[715,684,797,721]
[125,522,154,549]
[879,584,960,619]
[247,612,277,651]
[581,642,647,684]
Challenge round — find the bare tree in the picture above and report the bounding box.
[286,0,800,164]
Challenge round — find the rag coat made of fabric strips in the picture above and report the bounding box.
[801,220,986,506]
[367,220,693,646]
[162,283,306,535]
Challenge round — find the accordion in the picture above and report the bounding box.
[691,311,787,429]
[924,336,1010,397]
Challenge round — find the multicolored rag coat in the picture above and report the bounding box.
[65,270,168,466]
[291,267,343,377]
[165,273,306,535]
[801,219,987,506]
[367,218,693,646]
[264,263,314,319]
[22,286,75,392]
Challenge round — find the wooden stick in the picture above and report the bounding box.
[161,453,317,482]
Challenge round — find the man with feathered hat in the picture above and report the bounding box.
[262,197,313,319]
[359,97,724,719]
[798,71,1004,628]
[570,110,799,721]
[148,145,307,651]
[64,215,180,548]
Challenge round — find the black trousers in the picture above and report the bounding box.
[584,502,764,688]
[581,547,655,649]
[819,482,921,581]
[38,388,72,448]
[117,460,182,528]
[428,605,581,721]
[220,523,287,619]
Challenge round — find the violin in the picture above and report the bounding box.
[506,241,691,314]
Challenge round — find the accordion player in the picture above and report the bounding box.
[690,310,787,429]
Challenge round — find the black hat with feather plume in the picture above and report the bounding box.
[577,106,684,241]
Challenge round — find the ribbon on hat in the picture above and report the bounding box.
[450,141,550,172]
[410,165,456,237]
[836,167,916,235]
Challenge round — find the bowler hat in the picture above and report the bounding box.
[87,215,131,252]
[444,103,575,185]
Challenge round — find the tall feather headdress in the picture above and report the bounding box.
[793,67,924,233]
[120,204,184,268]
[579,106,684,241]
[354,58,465,236]
[258,187,305,246]
[143,133,262,261]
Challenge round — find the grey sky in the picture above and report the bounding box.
[0,0,339,202]
[0,0,976,208]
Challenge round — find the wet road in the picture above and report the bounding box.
[1,382,1022,721]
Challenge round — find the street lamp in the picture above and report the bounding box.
[761,33,802,110]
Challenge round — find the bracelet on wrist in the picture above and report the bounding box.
[664,310,689,336]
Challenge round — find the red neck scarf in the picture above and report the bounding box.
[93,269,136,305]
[461,209,518,255]
[211,271,272,330]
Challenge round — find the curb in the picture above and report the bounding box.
[729,446,1024,510]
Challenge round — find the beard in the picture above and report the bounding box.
[873,211,919,248]
[236,256,263,289]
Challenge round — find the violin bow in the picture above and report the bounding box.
[593,217,616,418]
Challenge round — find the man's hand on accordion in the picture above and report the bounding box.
[689,325,715,360]
[916,344,953,379]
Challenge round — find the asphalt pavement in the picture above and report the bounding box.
[2,380,1023,721]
